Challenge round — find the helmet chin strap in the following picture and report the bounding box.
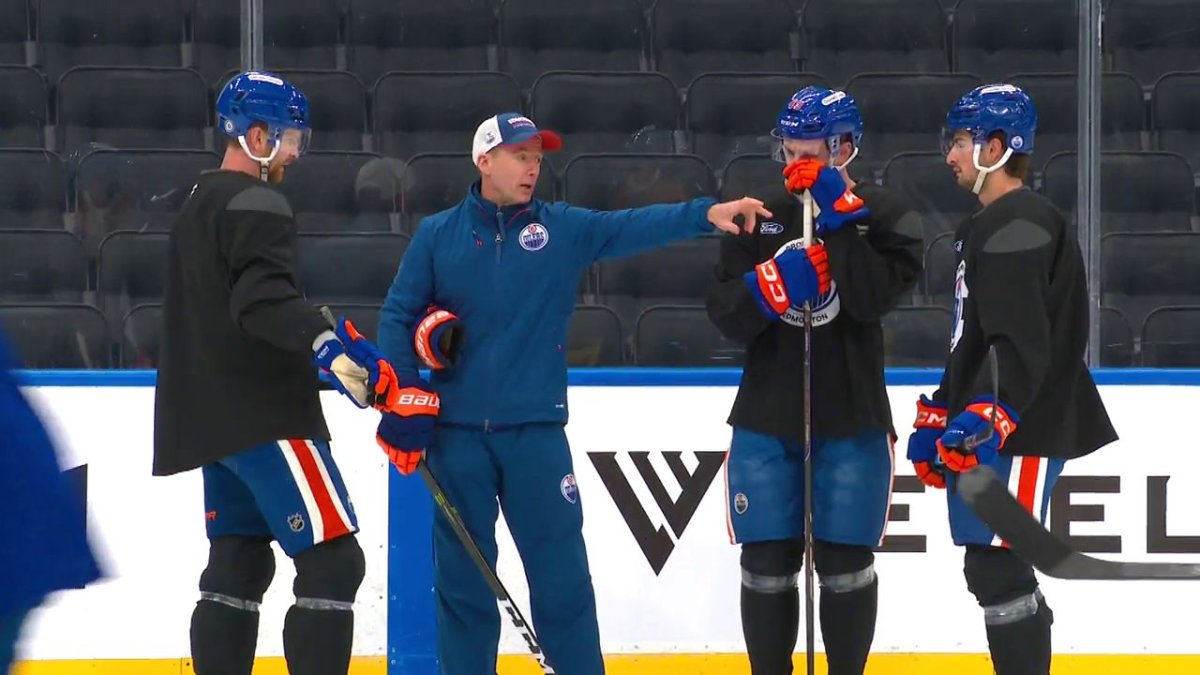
[971,143,1013,195]
[827,137,858,172]
[238,136,280,182]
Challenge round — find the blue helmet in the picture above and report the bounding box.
[216,71,311,160]
[773,86,863,167]
[943,83,1037,155]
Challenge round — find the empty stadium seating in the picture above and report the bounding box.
[569,304,625,367]
[0,149,67,229]
[1107,0,1200,88]
[373,72,523,160]
[530,72,680,161]
[652,0,797,88]
[0,230,87,303]
[0,0,1193,368]
[500,0,644,88]
[1,303,110,368]
[634,305,745,367]
[0,66,46,148]
[1042,152,1196,234]
[274,151,398,233]
[347,0,493,86]
[801,0,947,86]
[952,0,1079,81]
[685,72,827,169]
[563,154,715,211]
[38,1,183,84]
[74,149,216,236]
[57,67,209,155]
[882,306,951,367]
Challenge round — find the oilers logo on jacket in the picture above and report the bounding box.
[378,181,717,429]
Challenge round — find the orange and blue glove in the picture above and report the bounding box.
[376,375,440,475]
[313,317,400,411]
[937,397,1019,473]
[782,158,870,233]
[413,306,464,370]
[906,395,948,489]
[743,240,831,320]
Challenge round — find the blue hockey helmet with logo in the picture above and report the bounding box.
[773,86,863,168]
[216,71,311,163]
[942,83,1037,193]
[942,83,1037,155]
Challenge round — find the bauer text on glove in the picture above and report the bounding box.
[376,376,439,475]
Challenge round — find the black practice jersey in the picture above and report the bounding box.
[153,170,331,476]
[933,188,1116,459]
[707,182,924,441]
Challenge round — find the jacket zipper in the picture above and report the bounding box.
[485,209,505,432]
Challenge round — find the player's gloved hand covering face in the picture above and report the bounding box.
[743,239,831,320]
[937,397,1019,472]
[413,306,464,371]
[781,158,870,234]
[907,395,948,489]
[376,375,440,475]
[313,317,400,410]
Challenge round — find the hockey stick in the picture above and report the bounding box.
[800,191,816,675]
[954,347,1200,580]
[317,307,556,670]
[416,461,557,672]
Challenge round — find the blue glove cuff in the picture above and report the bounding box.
[966,396,1020,425]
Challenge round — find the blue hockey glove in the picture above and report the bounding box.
[782,158,870,233]
[906,395,948,489]
[743,240,831,319]
[376,375,439,476]
[937,397,1019,473]
[313,317,400,410]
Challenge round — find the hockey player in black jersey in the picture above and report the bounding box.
[906,84,1117,675]
[153,71,428,675]
[707,86,923,675]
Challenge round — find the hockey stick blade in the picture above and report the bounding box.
[957,465,1200,580]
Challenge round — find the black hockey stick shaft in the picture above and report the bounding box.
[319,307,556,670]
[416,462,557,672]
[801,191,816,675]
[955,346,1200,580]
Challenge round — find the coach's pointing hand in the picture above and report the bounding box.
[708,197,773,235]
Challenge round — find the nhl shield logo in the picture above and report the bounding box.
[287,513,306,532]
[519,223,549,251]
[560,473,579,504]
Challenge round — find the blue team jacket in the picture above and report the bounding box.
[0,333,101,616]
[379,181,716,429]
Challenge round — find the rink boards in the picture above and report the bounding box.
[10,369,1200,674]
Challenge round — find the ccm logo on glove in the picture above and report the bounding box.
[744,240,831,319]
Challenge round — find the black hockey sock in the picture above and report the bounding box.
[283,604,354,675]
[190,599,259,675]
[985,597,1053,675]
[820,577,878,675]
[742,584,800,675]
